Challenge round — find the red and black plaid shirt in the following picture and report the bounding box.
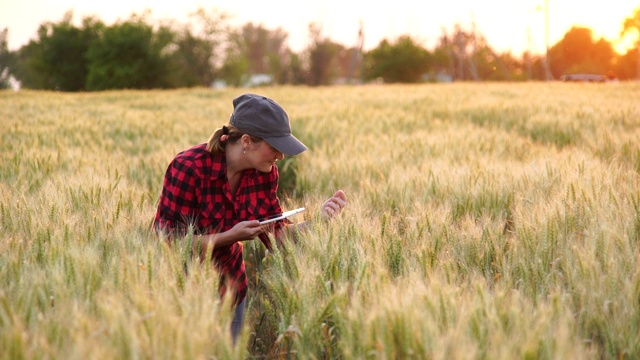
[154,143,287,304]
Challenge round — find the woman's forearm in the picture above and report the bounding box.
[193,230,235,257]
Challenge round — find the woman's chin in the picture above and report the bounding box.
[258,164,274,173]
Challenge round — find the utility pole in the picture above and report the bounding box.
[347,21,364,84]
[543,0,553,80]
[468,13,479,81]
[526,27,533,80]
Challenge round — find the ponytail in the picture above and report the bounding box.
[207,125,227,154]
[207,125,261,154]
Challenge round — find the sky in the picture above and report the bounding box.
[2,0,639,55]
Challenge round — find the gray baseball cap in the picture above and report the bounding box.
[230,93,308,156]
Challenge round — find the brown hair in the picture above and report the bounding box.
[206,124,262,154]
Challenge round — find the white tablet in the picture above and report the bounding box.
[258,207,305,225]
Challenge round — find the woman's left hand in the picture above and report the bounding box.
[321,190,347,219]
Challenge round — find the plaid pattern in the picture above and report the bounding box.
[154,143,286,304]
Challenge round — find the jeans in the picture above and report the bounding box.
[231,297,246,343]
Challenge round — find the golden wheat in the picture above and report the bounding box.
[1,83,638,359]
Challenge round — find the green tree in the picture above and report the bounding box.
[221,22,290,86]
[13,40,43,88]
[86,13,174,90]
[363,35,431,83]
[305,23,341,86]
[219,45,248,87]
[12,12,102,91]
[241,23,289,76]
[438,25,476,81]
[287,52,306,85]
[169,8,229,87]
[621,7,640,79]
[170,29,216,87]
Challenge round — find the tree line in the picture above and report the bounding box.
[1,7,639,91]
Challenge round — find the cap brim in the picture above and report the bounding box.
[264,134,308,156]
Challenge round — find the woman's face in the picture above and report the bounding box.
[250,140,284,173]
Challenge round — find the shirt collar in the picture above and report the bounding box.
[209,151,227,180]
[210,151,258,181]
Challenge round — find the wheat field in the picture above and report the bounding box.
[1,83,639,359]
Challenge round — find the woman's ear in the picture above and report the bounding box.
[241,134,253,150]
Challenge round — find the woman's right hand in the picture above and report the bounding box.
[206,220,267,249]
[228,220,266,242]
[198,220,265,259]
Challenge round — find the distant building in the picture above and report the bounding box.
[210,74,274,89]
[244,74,273,87]
[422,71,454,83]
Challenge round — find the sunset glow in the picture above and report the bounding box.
[2,0,639,55]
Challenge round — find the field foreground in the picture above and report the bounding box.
[1,83,639,359]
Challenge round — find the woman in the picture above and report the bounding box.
[154,93,347,342]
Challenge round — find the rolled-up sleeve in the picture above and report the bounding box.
[258,168,293,250]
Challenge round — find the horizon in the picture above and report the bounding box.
[2,0,639,55]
